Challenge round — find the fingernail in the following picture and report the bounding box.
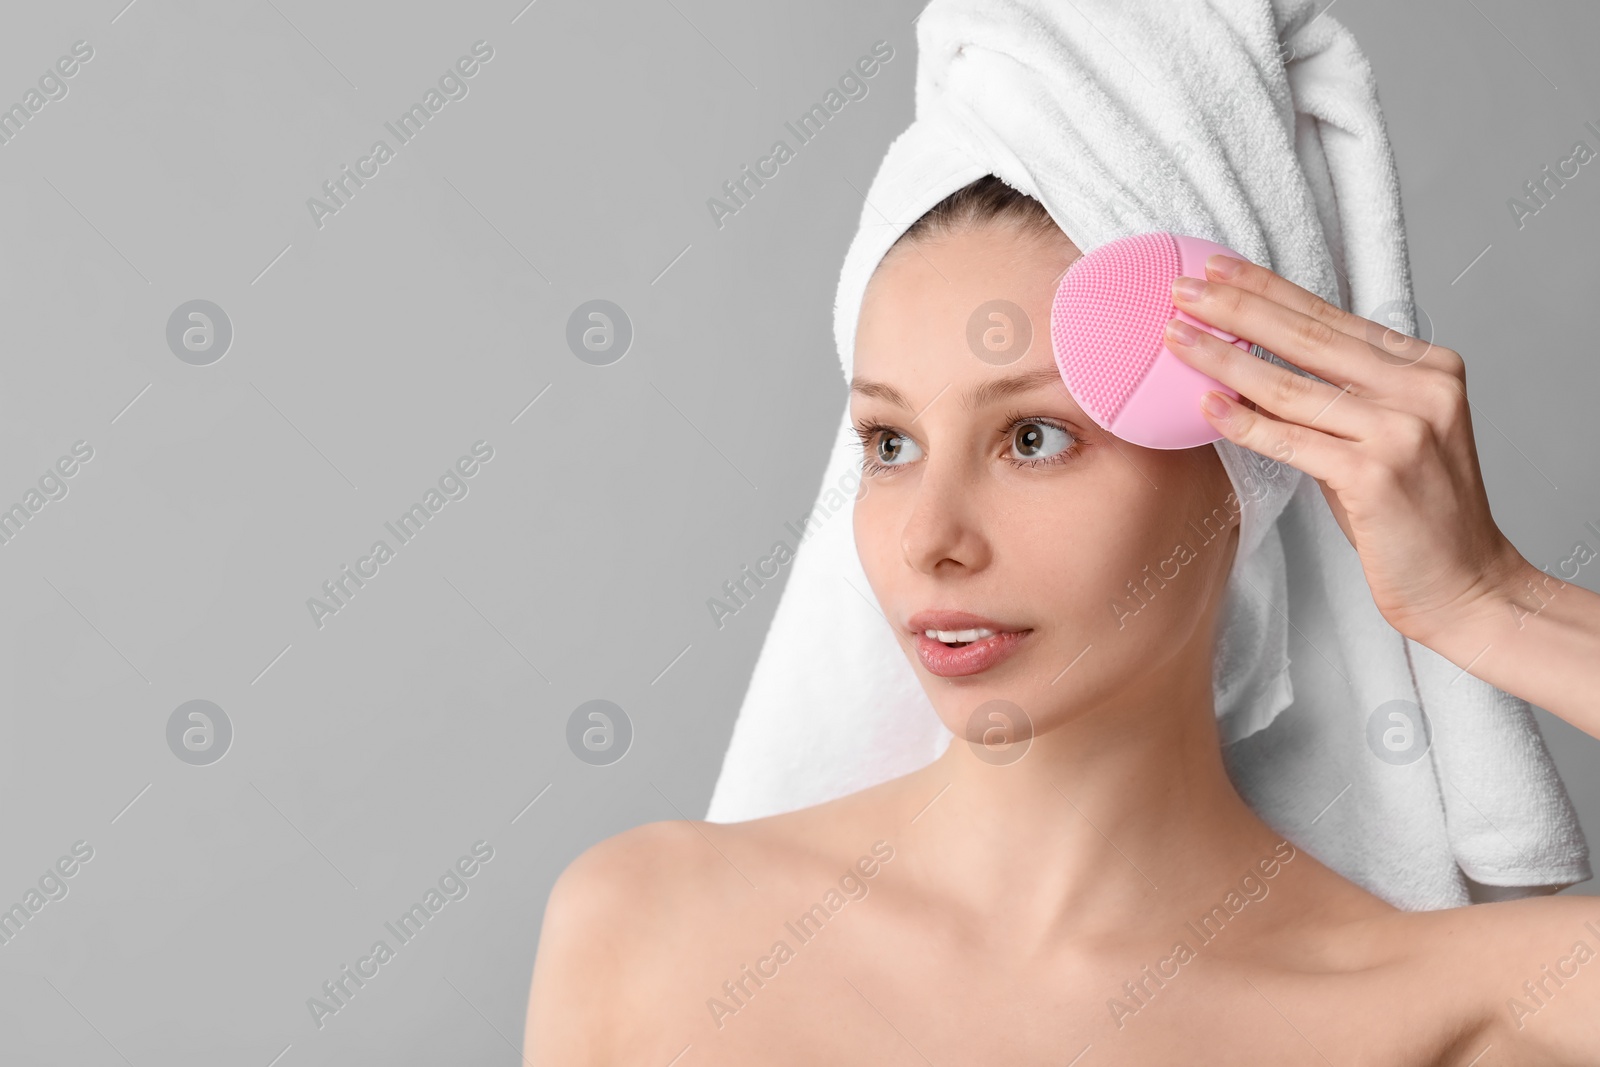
[1166,318,1200,345]
[1201,391,1233,419]
[1207,254,1243,279]
[1173,276,1206,300]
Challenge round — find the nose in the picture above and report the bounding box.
[900,458,992,576]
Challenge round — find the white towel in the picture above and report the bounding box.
[706,0,1591,910]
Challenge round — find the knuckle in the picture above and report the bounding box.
[1272,422,1308,464]
[1430,345,1466,379]
[1237,263,1271,293]
[1424,371,1468,423]
[1237,408,1288,456]
[1309,295,1353,331]
[1390,412,1432,457]
[1215,283,1247,313]
[1376,330,1427,366]
[1269,367,1314,408]
[1277,421,1304,455]
[1293,313,1339,352]
[1366,459,1405,495]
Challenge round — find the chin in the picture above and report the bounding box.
[925,683,1040,744]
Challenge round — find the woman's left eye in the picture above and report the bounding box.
[1007,418,1080,467]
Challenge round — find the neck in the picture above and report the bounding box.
[885,651,1287,954]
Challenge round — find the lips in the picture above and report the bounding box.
[906,609,1030,638]
[905,609,1033,678]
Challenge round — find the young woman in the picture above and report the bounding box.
[523,178,1600,1065]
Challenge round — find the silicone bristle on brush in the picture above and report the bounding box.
[1050,232,1179,426]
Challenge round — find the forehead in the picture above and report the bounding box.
[852,224,1081,409]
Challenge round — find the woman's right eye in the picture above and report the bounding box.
[853,423,924,473]
[873,431,923,467]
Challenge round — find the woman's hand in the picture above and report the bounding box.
[1160,253,1526,649]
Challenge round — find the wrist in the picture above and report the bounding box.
[1403,542,1540,654]
[1485,554,1575,637]
[1440,549,1563,653]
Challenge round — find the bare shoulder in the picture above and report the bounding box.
[1449,892,1600,1065]
[523,820,723,1065]
[523,811,857,1063]
[1341,891,1600,1066]
[551,818,734,926]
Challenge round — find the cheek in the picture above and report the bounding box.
[1034,542,1143,611]
[1009,475,1161,581]
[852,487,924,633]
[853,493,895,581]
[1016,481,1217,635]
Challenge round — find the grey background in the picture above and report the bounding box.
[0,0,1596,1063]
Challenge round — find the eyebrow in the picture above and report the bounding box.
[849,365,1067,415]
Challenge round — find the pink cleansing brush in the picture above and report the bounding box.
[1050,232,1252,450]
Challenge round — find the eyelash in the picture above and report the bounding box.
[851,408,1084,477]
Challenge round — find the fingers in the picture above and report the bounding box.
[1165,318,1385,443]
[1205,254,1406,349]
[1173,257,1439,390]
[1191,386,1351,488]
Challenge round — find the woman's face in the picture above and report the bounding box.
[850,220,1241,743]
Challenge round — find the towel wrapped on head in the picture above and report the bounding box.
[707,0,1590,910]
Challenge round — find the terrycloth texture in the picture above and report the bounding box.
[706,0,1591,910]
